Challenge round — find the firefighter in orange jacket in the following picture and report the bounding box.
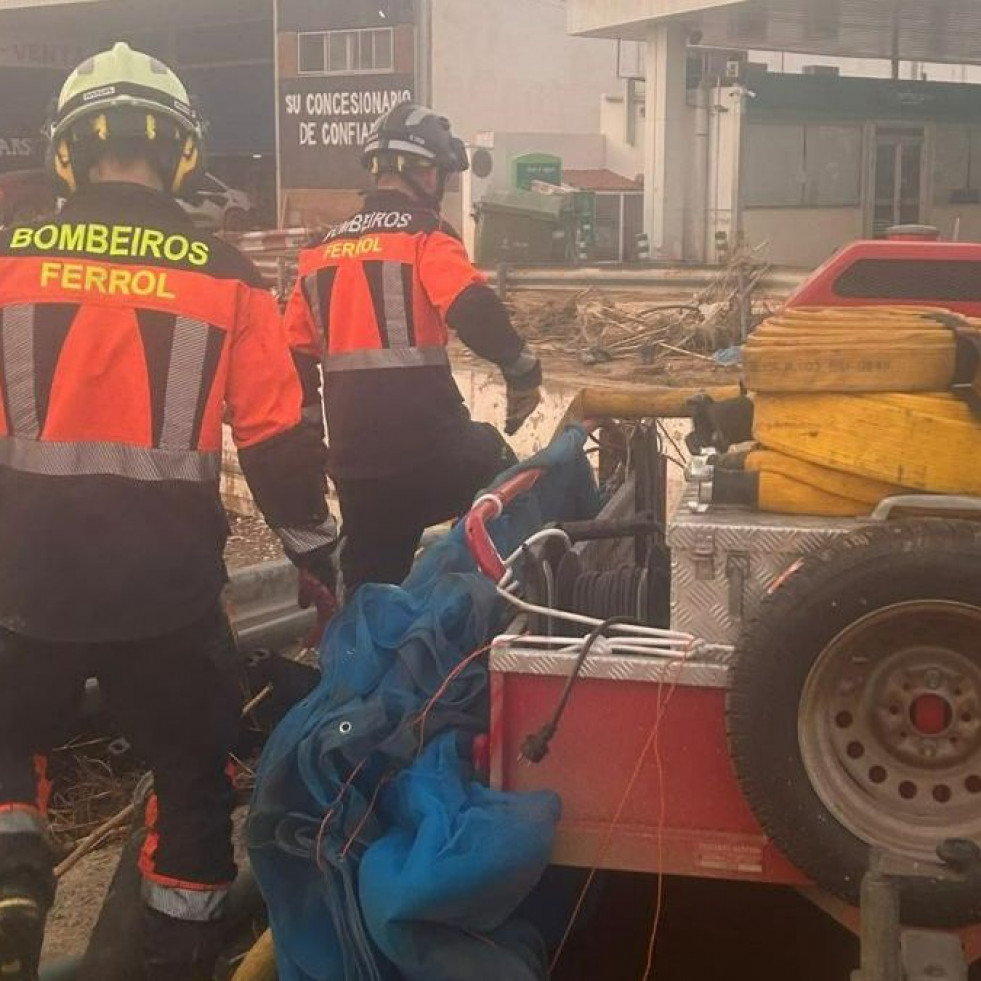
[0,44,337,981]
[286,103,542,592]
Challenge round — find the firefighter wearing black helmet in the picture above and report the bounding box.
[0,42,337,981]
[286,102,543,592]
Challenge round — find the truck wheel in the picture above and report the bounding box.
[727,519,981,927]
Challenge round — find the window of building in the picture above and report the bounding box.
[744,122,862,207]
[298,32,326,74]
[934,125,981,205]
[297,28,395,76]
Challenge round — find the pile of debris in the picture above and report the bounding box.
[509,250,772,369]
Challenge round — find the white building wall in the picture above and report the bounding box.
[742,207,863,269]
[599,93,645,180]
[705,83,744,261]
[430,0,620,144]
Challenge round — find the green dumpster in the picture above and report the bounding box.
[473,189,570,265]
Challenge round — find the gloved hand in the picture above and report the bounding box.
[502,350,543,436]
[505,383,542,436]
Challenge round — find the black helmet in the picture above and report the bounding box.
[362,102,469,177]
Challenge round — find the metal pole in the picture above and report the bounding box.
[619,192,626,264]
[415,0,432,105]
[856,855,902,981]
[891,0,902,80]
[272,0,283,227]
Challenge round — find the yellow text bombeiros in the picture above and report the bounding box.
[11,223,210,267]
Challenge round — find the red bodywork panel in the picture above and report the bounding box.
[490,670,806,886]
[785,238,981,315]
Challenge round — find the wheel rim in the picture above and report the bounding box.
[798,600,981,860]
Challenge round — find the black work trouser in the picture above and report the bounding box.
[334,422,518,592]
[0,605,241,972]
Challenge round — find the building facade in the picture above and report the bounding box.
[276,0,621,229]
[0,0,277,222]
[568,0,981,267]
[0,0,621,234]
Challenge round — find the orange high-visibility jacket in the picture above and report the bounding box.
[0,182,331,642]
[286,190,528,479]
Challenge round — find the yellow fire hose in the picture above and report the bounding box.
[744,305,979,394]
[230,928,276,981]
[713,449,910,517]
[557,384,742,434]
[754,392,981,497]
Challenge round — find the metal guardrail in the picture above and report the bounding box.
[225,558,315,653]
[220,229,806,299]
[488,264,807,296]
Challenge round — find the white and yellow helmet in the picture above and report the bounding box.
[46,41,205,195]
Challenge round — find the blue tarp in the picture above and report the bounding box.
[248,428,600,981]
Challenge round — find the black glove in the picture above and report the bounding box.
[505,384,542,436]
[502,350,543,437]
[685,394,755,455]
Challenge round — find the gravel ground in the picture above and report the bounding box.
[42,847,123,963]
[225,513,283,569]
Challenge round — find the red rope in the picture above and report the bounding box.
[313,640,497,871]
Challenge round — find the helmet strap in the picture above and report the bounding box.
[49,109,201,197]
[391,158,446,212]
[170,134,201,195]
[51,139,77,194]
[399,170,443,212]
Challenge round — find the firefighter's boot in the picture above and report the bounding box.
[0,883,46,981]
[0,834,54,981]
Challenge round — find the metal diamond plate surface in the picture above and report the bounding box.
[669,492,868,645]
[489,644,730,689]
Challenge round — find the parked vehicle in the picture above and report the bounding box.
[0,168,253,231]
[180,173,254,231]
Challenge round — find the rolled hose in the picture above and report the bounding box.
[231,929,276,981]
[744,305,981,395]
[712,449,909,517]
[753,391,981,496]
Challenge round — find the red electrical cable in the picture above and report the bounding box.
[549,644,693,977]
[412,643,496,756]
[639,645,692,981]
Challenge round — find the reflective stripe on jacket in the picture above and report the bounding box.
[0,182,328,641]
[285,190,488,479]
